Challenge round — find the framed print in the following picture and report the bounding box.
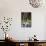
[21,12,32,27]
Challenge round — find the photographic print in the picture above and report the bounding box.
[21,12,31,27]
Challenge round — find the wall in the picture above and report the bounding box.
[44,15,46,40]
[0,0,46,40]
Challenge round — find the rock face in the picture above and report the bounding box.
[29,0,43,8]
